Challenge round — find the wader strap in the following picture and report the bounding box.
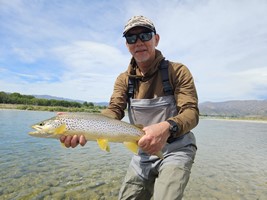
[127,75,135,124]
[159,59,174,95]
[128,77,135,99]
[127,59,174,100]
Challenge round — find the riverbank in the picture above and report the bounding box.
[2,103,267,123]
[200,115,267,123]
[0,103,102,113]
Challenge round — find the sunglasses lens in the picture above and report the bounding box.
[139,33,153,42]
[125,32,154,44]
[126,35,137,44]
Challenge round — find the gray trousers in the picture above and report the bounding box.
[118,144,196,200]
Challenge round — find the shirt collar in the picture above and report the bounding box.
[127,49,164,80]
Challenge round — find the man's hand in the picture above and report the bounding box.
[138,121,170,155]
[60,135,87,148]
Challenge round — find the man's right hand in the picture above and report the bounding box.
[60,135,87,148]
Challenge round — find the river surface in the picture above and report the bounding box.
[0,110,266,200]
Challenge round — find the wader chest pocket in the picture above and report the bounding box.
[129,96,177,126]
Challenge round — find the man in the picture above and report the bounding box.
[60,15,199,200]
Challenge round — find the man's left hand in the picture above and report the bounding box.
[138,121,170,155]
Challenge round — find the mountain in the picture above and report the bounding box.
[199,100,267,117]
[33,95,85,103]
[33,94,109,106]
[94,102,109,106]
[28,93,267,117]
[35,94,267,117]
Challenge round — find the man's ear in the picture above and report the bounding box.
[125,41,130,51]
[155,34,160,47]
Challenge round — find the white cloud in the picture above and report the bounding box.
[11,47,44,63]
[52,41,129,74]
[44,40,129,101]
[0,0,267,102]
[153,0,267,102]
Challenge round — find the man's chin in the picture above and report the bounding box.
[134,55,150,63]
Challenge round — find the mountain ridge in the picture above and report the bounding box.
[199,99,267,117]
[32,94,108,106]
[34,95,267,117]
[5,92,267,117]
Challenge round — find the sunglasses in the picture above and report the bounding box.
[125,32,155,44]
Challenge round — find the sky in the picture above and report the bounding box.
[0,0,267,103]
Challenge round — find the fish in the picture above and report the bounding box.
[29,113,163,158]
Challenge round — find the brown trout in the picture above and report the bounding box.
[29,113,163,158]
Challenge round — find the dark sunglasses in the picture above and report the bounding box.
[125,32,155,44]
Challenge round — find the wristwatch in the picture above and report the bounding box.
[167,119,179,143]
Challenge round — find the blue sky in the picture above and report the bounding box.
[0,0,267,103]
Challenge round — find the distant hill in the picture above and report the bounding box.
[35,95,267,117]
[26,93,267,117]
[33,95,85,104]
[33,94,109,106]
[199,100,267,117]
[94,102,109,106]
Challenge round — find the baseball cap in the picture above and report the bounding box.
[123,15,156,36]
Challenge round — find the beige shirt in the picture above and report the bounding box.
[102,50,199,136]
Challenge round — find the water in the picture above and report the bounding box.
[0,110,266,200]
[184,119,267,200]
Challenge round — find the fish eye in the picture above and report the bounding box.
[39,122,45,126]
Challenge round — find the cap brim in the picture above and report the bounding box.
[123,25,155,36]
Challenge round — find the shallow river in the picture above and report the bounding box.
[0,110,266,199]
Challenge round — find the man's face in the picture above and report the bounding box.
[125,27,159,65]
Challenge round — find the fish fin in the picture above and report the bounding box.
[123,142,139,154]
[134,124,144,129]
[97,139,110,152]
[100,111,116,119]
[60,142,67,148]
[55,124,67,134]
[57,112,67,116]
[155,151,164,159]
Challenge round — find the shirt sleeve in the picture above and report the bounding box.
[101,72,128,120]
[168,63,199,136]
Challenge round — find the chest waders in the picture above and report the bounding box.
[127,59,196,180]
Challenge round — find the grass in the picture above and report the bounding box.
[1,103,267,122]
[200,115,267,122]
[0,103,102,113]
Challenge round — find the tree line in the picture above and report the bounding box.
[0,91,103,109]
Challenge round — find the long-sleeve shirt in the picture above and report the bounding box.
[102,50,199,137]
